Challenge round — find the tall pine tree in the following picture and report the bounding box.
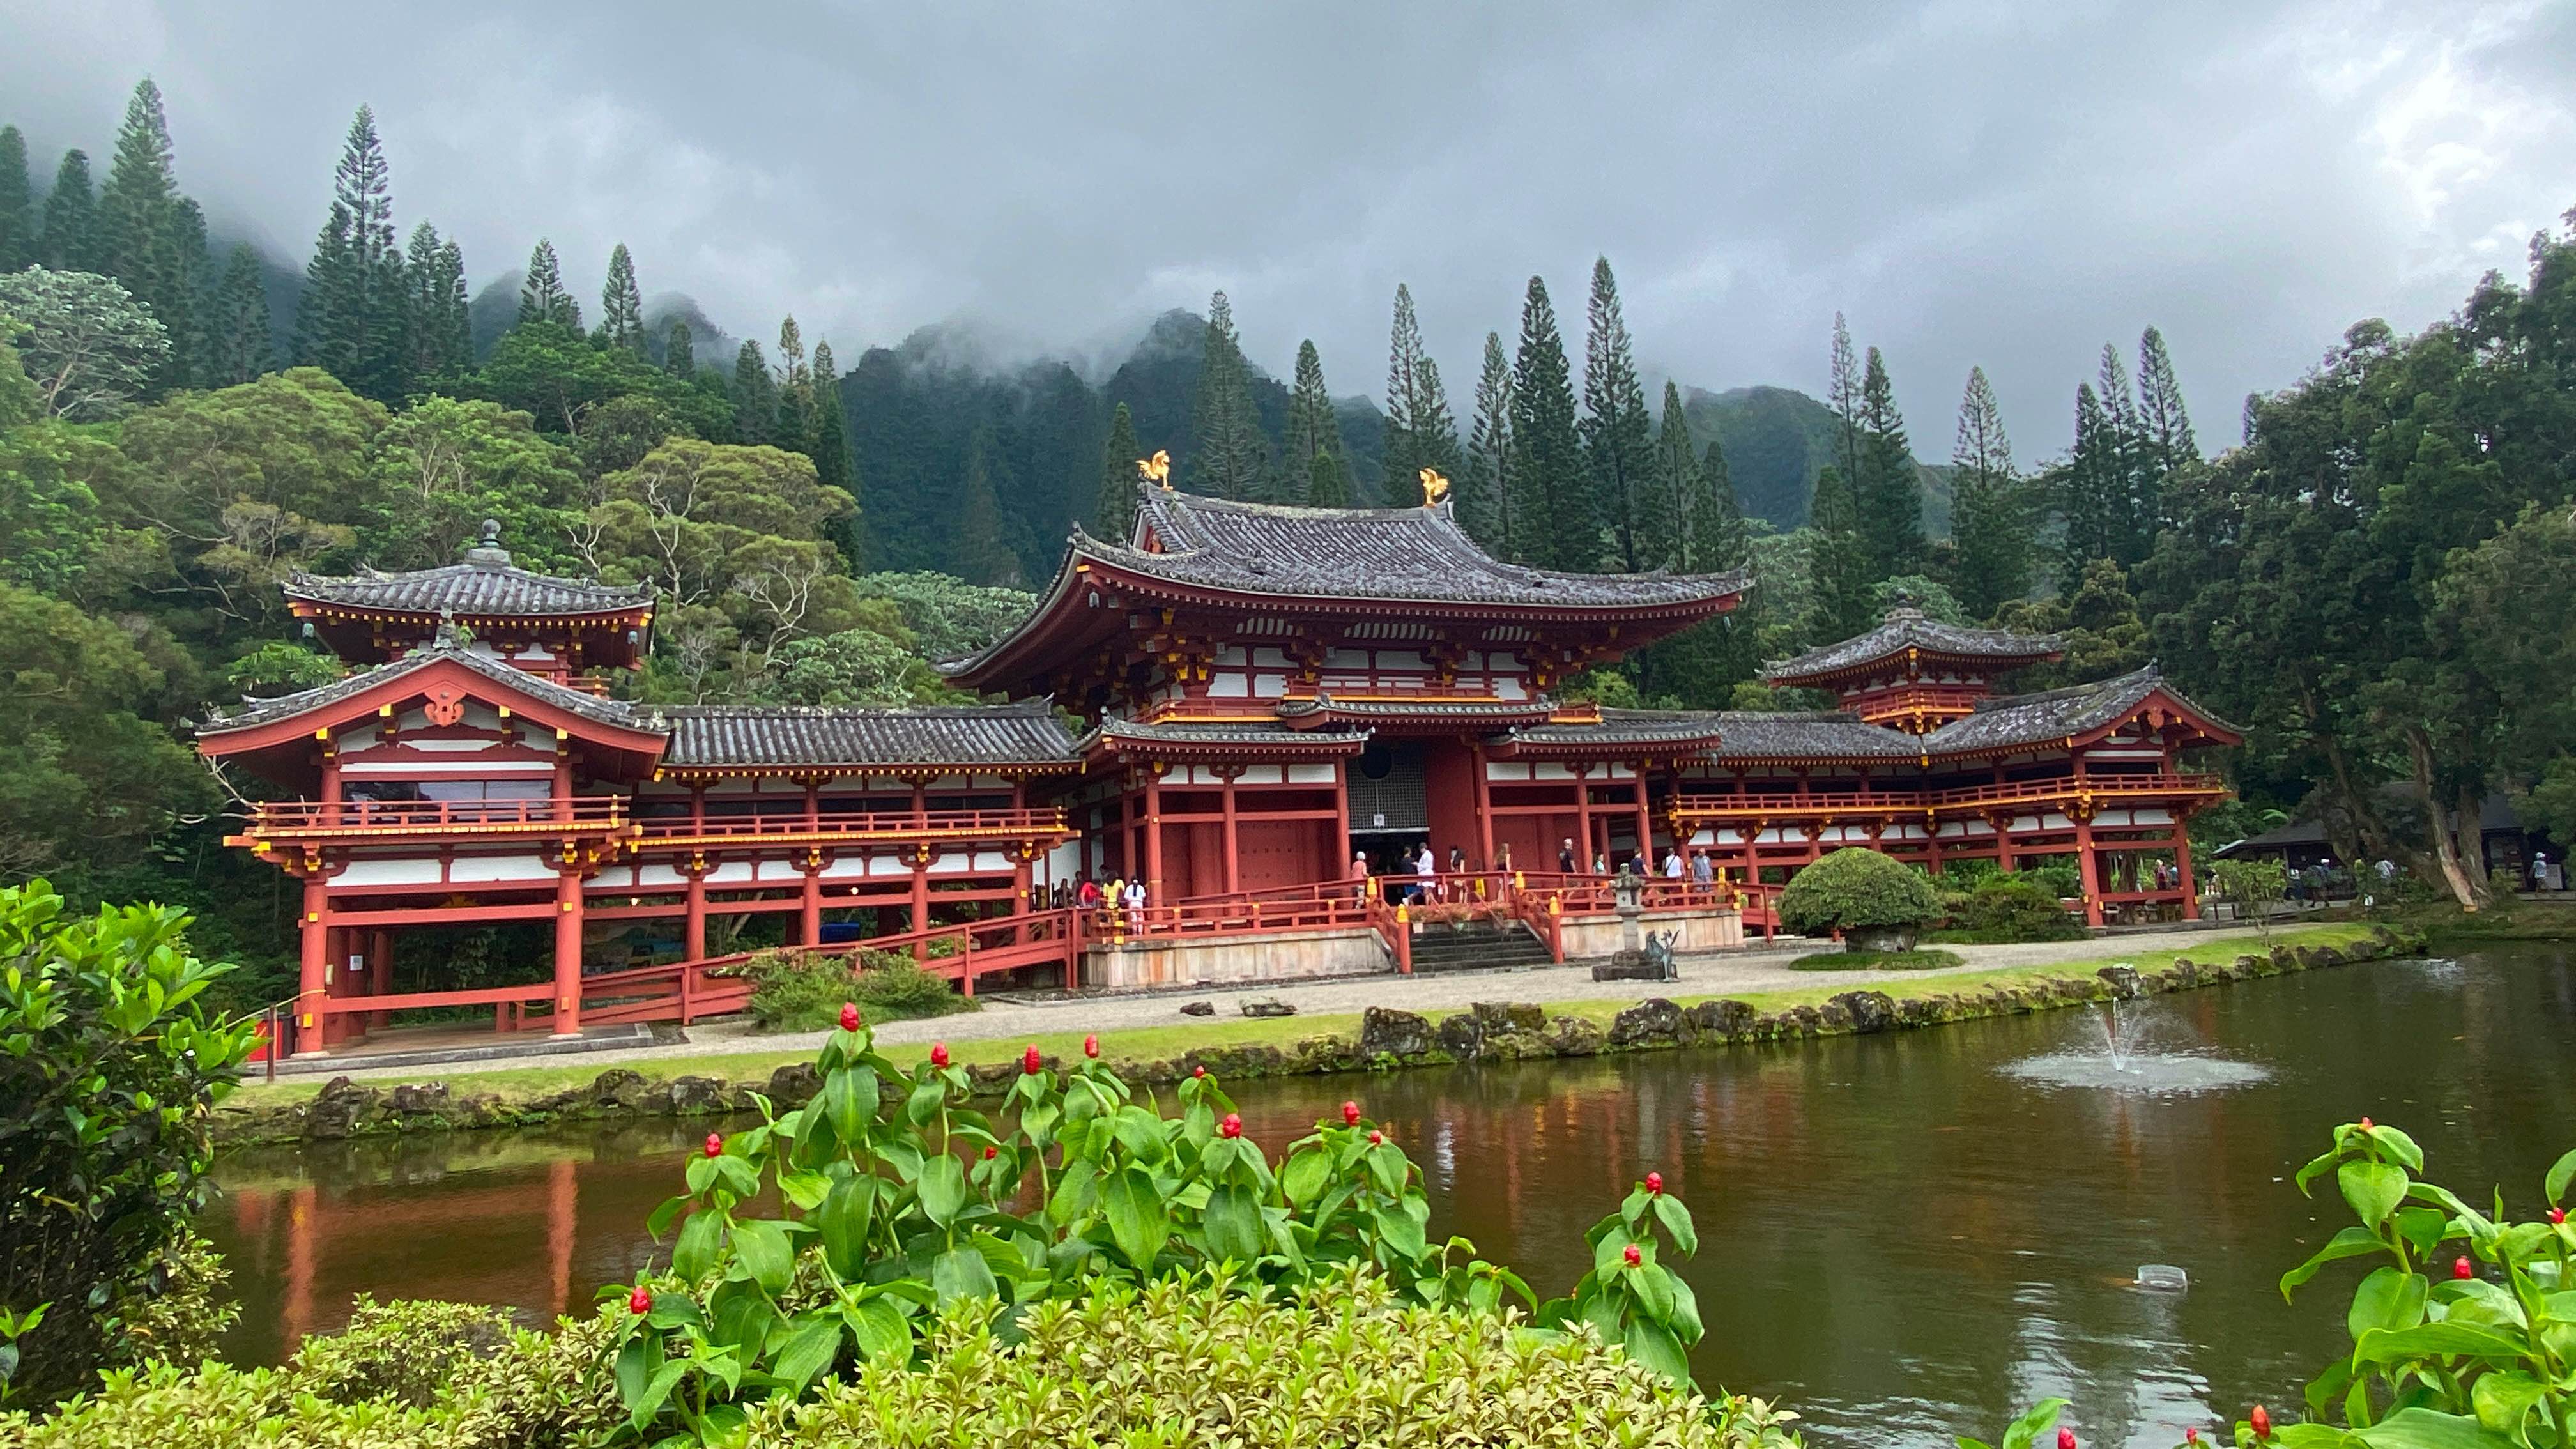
[1652,381,1700,569]
[953,425,1022,586]
[1096,401,1143,535]
[293,106,404,399]
[518,240,579,329]
[664,319,696,378]
[38,150,98,272]
[2056,381,2128,590]
[203,242,273,387]
[1284,339,1344,475]
[808,339,854,493]
[598,243,645,353]
[1305,449,1353,507]
[1805,464,1876,642]
[1188,291,1267,499]
[774,316,813,452]
[96,79,199,392]
[2135,325,2198,516]
[1509,275,1594,571]
[1947,365,2028,619]
[403,222,470,379]
[1463,330,1515,554]
[1580,257,1655,571]
[1854,345,1923,579]
[1826,312,1863,492]
[732,340,776,445]
[0,126,31,272]
[1694,438,1749,575]
[1382,282,1461,500]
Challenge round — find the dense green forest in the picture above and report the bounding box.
[1,78,2569,990]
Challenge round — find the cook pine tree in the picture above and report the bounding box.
[1581,257,1656,572]
[1510,275,1595,571]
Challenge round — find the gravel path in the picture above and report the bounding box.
[302,924,2271,1082]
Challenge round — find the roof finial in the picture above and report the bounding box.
[1419,468,1450,508]
[464,519,512,566]
[1137,450,1172,490]
[433,607,463,648]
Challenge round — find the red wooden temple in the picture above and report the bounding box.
[201,499,2238,1057]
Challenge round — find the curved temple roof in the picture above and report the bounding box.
[1764,608,2061,685]
[284,563,652,619]
[944,492,1749,687]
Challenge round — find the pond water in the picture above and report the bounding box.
[204,944,2576,1448]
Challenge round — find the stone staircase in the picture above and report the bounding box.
[1404,920,1556,974]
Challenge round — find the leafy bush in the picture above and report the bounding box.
[758,1270,1772,1448]
[2016,862,2085,901]
[0,1275,1782,1449]
[1776,848,1940,938]
[2209,859,2287,936]
[1790,948,1965,972]
[743,949,977,1032]
[601,1020,1706,1442]
[1932,877,2085,944]
[0,882,258,1405]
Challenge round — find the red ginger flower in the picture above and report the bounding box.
[1342,1101,1361,1126]
[983,1145,998,1160]
[1220,1112,1242,1138]
[1368,1130,1383,1146]
[2358,1116,2372,1129]
[703,1133,722,1158]
[1623,1244,1642,1266]
[2454,1255,2474,1279]
[2550,1207,2566,1225]
[1022,1044,1043,1075]
[2058,1430,2075,1449]
[628,1285,652,1315]
[931,1042,949,1068]
[1084,1032,1100,1059]
[1645,1171,1664,1195]
[2250,1406,2271,1439]
[2185,1430,2200,1445]
[839,1002,860,1032]
[1193,1064,1206,1078]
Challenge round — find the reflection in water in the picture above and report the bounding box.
[206,947,2576,1449]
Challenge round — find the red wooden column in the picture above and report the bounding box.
[798,852,824,946]
[1572,766,1595,871]
[551,865,585,1039]
[910,854,931,959]
[1143,767,1165,905]
[2074,818,2104,926]
[1219,769,1240,896]
[294,874,330,1057]
[1471,743,1496,871]
[1330,758,1351,873]
[2174,826,2199,918]
[682,862,708,961]
[1993,812,2016,873]
[1629,765,1653,868]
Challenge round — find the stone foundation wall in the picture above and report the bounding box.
[1082,926,1391,989]
[1558,907,1744,960]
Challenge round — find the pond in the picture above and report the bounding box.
[204,944,2576,1448]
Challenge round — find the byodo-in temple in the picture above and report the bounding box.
[201,492,2241,1057]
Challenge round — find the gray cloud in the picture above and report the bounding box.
[3,0,2570,454]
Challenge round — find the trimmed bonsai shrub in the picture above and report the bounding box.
[744,947,977,1032]
[1934,877,2087,944]
[1777,848,1940,949]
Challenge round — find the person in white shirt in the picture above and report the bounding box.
[1662,848,1683,879]
[1122,877,1146,934]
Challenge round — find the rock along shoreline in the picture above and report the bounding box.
[215,928,2426,1149]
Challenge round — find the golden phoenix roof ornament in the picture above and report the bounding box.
[1419,468,1450,507]
[1137,450,1172,489]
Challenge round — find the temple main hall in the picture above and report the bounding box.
[201,491,2239,1055]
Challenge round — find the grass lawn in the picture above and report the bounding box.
[1790,947,1965,971]
[223,923,2382,1112]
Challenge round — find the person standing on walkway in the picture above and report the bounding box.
[1559,838,1577,874]
[1348,849,1371,905]
[1122,877,1146,935]
[1690,848,1714,887]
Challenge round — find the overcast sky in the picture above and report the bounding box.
[5,0,2571,454]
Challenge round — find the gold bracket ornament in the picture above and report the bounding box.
[1419,468,1450,507]
[1137,450,1172,489]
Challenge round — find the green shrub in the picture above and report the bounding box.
[743,949,978,1032]
[104,1230,238,1373]
[1775,848,1940,938]
[1931,877,2086,944]
[2209,859,2287,936]
[0,882,259,1405]
[755,1270,1772,1448]
[1790,948,1965,971]
[2016,862,2084,901]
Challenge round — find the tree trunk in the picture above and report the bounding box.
[2406,727,2489,910]
[2301,683,2443,880]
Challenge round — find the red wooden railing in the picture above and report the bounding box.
[241,796,630,832]
[1669,771,2227,818]
[634,806,1069,843]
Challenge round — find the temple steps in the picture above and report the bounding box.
[1404,921,1557,974]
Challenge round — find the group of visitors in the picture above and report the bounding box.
[1043,875,1149,931]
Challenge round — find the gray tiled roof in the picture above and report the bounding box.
[1919,665,2237,753]
[1084,492,1750,609]
[198,643,645,736]
[654,701,1078,770]
[285,562,653,617]
[1083,718,1372,752]
[1708,712,1926,760]
[1276,693,1558,723]
[1491,708,1733,751]
[1765,608,2060,683]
